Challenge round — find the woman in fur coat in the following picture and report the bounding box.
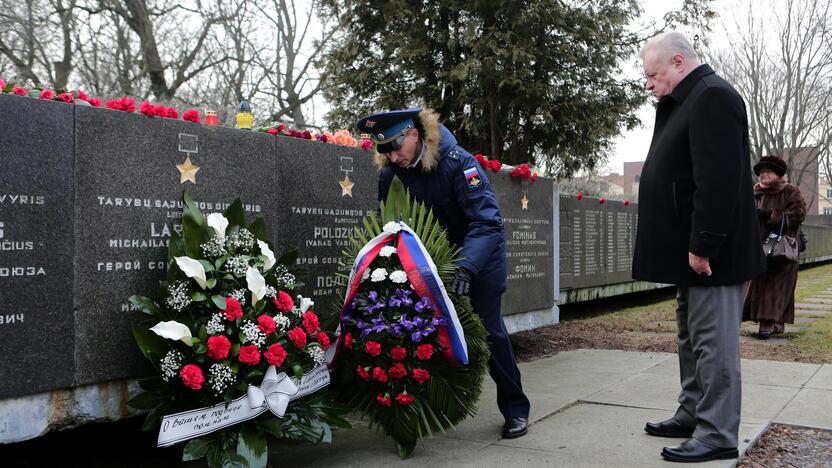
[744,156,807,338]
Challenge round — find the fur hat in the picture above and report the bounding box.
[753,156,787,177]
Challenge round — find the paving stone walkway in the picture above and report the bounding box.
[269,349,832,467]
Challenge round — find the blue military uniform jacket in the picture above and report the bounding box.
[377,110,507,297]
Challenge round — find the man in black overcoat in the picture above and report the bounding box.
[633,31,766,463]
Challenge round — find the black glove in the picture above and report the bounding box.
[757,208,772,221]
[450,268,472,296]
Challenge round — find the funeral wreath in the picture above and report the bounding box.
[128,192,349,468]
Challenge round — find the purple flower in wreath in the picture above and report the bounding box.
[370,316,389,334]
[397,313,415,331]
[410,316,436,342]
[388,288,414,308]
[432,316,447,327]
[364,291,386,315]
[356,320,372,339]
[415,296,432,313]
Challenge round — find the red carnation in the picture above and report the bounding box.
[376,393,392,407]
[183,108,200,123]
[152,104,167,117]
[576,192,584,201]
[106,99,123,111]
[13,85,27,96]
[139,100,153,116]
[273,291,294,312]
[390,346,407,361]
[77,90,88,101]
[39,89,55,100]
[264,343,287,366]
[490,159,502,173]
[88,97,102,107]
[344,332,353,349]
[356,365,370,381]
[599,197,606,204]
[360,138,373,150]
[315,332,331,350]
[288,327,307,349]
[474,153,486,166]
[388,362,407,379]
[257,315,276,335]
[301,129,312,140]
[624,200,631,207]
[225,297,243,321]
[0,79,6,91]
[412,368,430,383]
[180,364,204,390]
[372,366,388,383]
[365,341,381,357]
[120,97,136,113]
[416,344,434,361]
[395,392,415,405]
[302,311,320,334]
[267,127,278,135]
[207,335,231,361]
[165,106,179,119]
[238,345,261,366]
[276,124,286,132]
[58,92,75,104]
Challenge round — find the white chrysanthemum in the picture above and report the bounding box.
[273,314,291,332]
[389,270,408,284]
[229,289,247,306]
[200,236,226,258]
[208,363,236,395]
[165,281,191,312]
[307,345,326,365]
[382,222,402,234]
[160,350,184,382]
[226,255,250,276]
[206,313,226,335]
[241,320,266,347]
[379,246,397,257]
[370,268,388,282]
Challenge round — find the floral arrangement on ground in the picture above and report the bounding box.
[331,176,490,458]
[128,192,348,468]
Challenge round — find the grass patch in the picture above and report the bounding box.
[794,262,832,303]
[792,314,832,361]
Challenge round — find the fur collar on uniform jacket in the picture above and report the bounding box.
[374,108,442,172]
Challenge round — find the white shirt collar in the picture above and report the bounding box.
[408,140,426,169]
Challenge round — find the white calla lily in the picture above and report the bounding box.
[207,213,229,239]
[150,320,193,346]
[297,295,314,314]
[257,240,276,269]
[246,267,268,303]
[175,256,207,289]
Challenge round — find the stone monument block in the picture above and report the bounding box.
[491,173,555,315]
[0,95,75,398]
[273,138,377,308]
[73,105,277,383]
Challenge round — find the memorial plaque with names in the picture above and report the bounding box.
[274,138,376,310]
[0,95,75,398]
[74,106,277,383]
[491,175,555,315]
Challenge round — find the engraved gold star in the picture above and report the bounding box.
[339,174,355,197]
[521,194,529,210]
[176,156,200,184]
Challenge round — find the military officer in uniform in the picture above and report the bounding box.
[357,107,531,439]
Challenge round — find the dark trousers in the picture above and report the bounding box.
[674,285,743,449]
[471,294,531,420]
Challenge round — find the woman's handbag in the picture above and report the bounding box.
[762,215,799,265]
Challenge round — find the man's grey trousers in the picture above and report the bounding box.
[672,284,744,449]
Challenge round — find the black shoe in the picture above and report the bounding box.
[661,439,738,463]
[502,418,528,439]
[644,418,695,438]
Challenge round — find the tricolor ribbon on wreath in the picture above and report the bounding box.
[156,364,329,447]
[327,221,468,365]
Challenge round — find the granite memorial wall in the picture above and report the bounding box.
[0,95,557,399]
